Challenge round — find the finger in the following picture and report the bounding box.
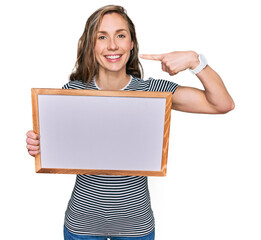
[26,130,39,140]
[161,62,167,72]
[26,144,40,151]
[169,70,178,76]
[139,54,164,61]
[26,137,40,146]
[28,150,40,157]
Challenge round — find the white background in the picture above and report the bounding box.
[0,0,260,239]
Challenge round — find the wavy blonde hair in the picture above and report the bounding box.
[69,5,143,84]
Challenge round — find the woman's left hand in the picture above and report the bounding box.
[140,51,199,76]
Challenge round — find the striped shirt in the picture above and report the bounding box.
[62,76,178,237]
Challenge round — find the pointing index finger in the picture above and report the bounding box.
[139,54,164,61]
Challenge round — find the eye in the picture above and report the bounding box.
[98,35,106,40]
[118,34,125,38]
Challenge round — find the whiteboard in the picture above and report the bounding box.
[31,88,172,176]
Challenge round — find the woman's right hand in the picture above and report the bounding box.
[26,130,40,156]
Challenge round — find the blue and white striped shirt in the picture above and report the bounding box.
[62,76,178,237]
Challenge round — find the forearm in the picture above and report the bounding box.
[196,65,235,113]
[141,50,235,114]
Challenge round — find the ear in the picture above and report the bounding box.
[131,41,134,50]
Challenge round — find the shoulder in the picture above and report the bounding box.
[62,80,97,90]
[62,80,85,89]
[128,76,178,93]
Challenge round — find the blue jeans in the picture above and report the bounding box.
[64,226,155,240]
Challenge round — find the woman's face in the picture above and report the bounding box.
[94,13,134,76]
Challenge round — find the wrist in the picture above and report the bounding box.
[189,54,208,75]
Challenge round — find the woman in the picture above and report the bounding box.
[26,5,234,240]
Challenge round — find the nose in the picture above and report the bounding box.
[107,38,118,51]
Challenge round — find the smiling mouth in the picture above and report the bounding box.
[105,54,122,60]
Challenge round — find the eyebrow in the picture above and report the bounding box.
[97,29,128,34]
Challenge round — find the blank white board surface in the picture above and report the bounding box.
[32,89,172,176]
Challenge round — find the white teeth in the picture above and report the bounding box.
[106,55,121,59]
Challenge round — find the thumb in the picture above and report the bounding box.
[139,54,164,61]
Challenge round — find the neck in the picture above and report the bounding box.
[96,70,130,90]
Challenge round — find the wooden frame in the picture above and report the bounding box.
[31,88,172,176]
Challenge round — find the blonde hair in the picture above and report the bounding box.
[70,5,143,84]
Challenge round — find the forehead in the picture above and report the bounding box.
[98,12,129,32]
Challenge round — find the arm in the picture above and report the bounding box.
[140,51,235,114]
[173,65,235,114]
